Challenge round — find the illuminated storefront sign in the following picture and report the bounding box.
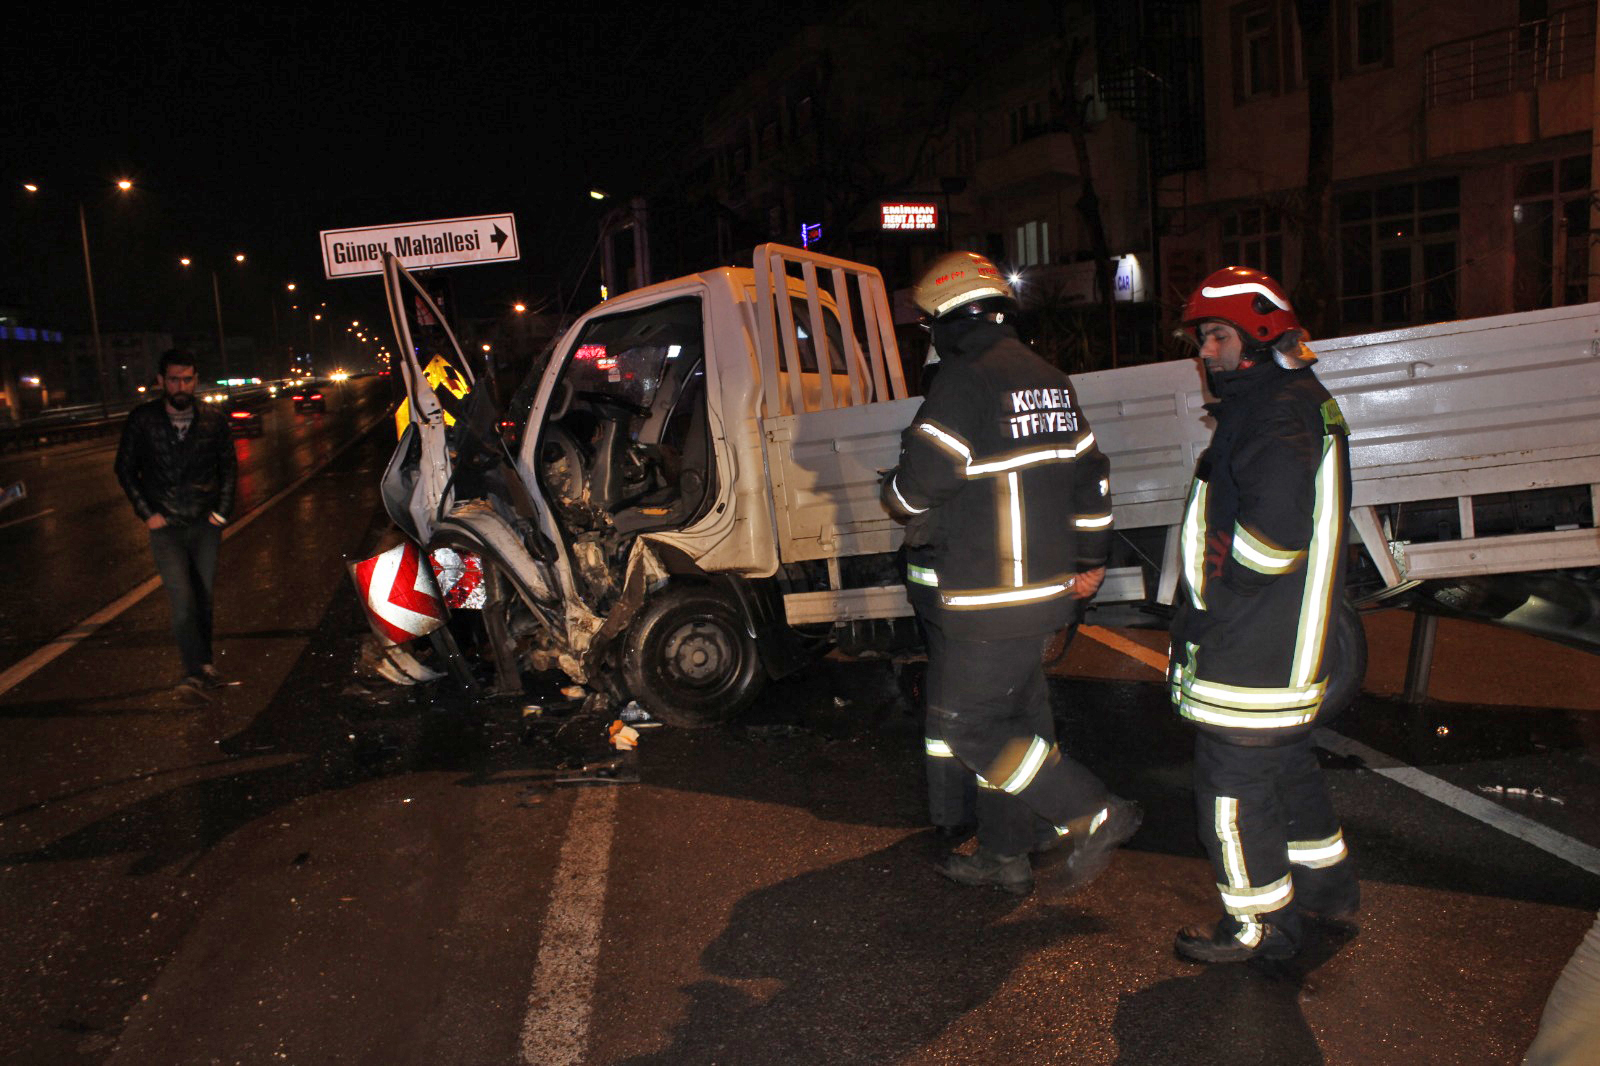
[880,203,939,231]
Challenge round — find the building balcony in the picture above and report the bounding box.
[1424,4,1594,157]
[972,130,1082,199]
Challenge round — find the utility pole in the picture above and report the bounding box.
[78,203,111,417]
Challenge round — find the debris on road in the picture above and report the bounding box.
[1478,784,1567,805]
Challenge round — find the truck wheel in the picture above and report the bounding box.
[1321,598,1367,723]
[622,585,766,728]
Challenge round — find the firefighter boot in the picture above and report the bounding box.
[1175,918,1299,964]
[938,848,1033,896]
[1045,799,1143,896]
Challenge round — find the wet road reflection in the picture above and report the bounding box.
[0,378,395,673]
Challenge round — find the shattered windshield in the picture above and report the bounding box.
[557,297,704,410]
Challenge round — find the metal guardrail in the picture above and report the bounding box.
[1425,4,1595,108]
[0,406,130,453]
[0,385,283,453]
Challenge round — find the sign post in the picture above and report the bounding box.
[320,213,519,280]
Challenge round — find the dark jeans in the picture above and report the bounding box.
[149,522,221,677]
[922,616,1112,856]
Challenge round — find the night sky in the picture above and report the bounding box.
[4,3,834,344]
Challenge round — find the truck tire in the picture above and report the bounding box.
[622,585,766,728]
[1321,598,1367,723]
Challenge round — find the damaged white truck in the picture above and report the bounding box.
[378,244,1600,724]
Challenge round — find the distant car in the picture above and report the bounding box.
[227,406,263,438]
[292,386,326,413]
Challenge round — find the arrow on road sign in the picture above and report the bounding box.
[491,225,508,252]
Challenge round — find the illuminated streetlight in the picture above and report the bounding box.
[481,343,491,352]
[23,183,38,193]
[589,189,609,201]
[513,302,527,313]
[234,253,246,263]
[286,282,297,292]
[78,178,136,416]
[180,256,191,267]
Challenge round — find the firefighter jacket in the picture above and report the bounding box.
[115,399,238,525]
[883,320,1112,641]
[1170,361,1351,743]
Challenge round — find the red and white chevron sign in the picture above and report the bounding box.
[350,540,447,644]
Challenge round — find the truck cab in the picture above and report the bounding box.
[381,245,920,725]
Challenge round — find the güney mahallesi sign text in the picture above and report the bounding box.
[320,214,520,279]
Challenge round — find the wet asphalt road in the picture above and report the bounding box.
[1,406,1597,1064]
[0,376,397,674]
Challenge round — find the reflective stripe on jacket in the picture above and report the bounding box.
[1169,363,1350,741]
[887,322,1111,640]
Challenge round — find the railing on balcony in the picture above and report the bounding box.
[1425,4,1596,108]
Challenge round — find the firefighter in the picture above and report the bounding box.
[1170,266,1361,963]
[881,250,1141,896]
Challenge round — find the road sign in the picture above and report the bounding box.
[349,540,448,644]
[320,213,519,279]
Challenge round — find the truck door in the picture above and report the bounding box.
[379,253,481,545]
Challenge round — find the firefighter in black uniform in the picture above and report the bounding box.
[1170,266,1361,963]
[882,251,1142,896]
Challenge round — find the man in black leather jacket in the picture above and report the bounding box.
[115,350,237,697]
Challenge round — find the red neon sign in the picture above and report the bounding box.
[881,203,939,231]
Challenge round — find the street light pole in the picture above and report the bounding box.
[211,271,229,379]
[77,203,111,417]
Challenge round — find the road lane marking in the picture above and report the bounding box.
[1314,729,1600,878]
[1080,624,1168,673]
[1083,623,1600,879]
[520,787,618,1065]
[0,410,391,699]
[0,506,56,530]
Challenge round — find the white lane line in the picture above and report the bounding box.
[0,410,391,699]
[1315,729,1600,878]
[1080,624,1167,673]
[1085,624,1600,879]
[0,506,56,530]
[520,787,619,1065]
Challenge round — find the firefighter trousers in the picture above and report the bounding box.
[922,617,1112,857]
[1193,729,1356,949]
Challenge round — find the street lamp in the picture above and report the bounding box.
[67,178,135,416]
[180,252,246,379]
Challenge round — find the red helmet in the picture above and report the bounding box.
[1182,266,1300,347]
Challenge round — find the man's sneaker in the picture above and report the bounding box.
[199,665,228,690]
[1175,920,1298,964]
[1045,799,1142,895]
[937,848,1033,896]
[176,676,212,703]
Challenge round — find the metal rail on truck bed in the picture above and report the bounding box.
[1074,301,1600,600]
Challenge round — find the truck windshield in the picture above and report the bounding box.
[557,297,704,411]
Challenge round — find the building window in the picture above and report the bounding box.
[1231,0,1297,102]
[1513,154,1592,310]
[1338,0,1393,74]
[1220,206,1284,280]
[1338,177,1460,326]
[1008,100,1045,145]
[1014,220,1050,267]
[939,129,977,177]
